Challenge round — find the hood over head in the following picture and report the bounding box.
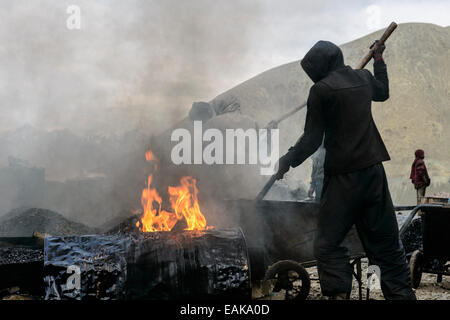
[415,149,425,159]
[300,41,345,83]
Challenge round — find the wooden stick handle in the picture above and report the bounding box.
[256,175,277,201]
[356,21,397,70]
[258,22,398,200]
[266,22,398,128]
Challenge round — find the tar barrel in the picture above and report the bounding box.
[43,228,250,300]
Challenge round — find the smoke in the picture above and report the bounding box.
[0,1,448,228]
[0,0,268,227]
[0,0,265,136]
[1,0,448,136]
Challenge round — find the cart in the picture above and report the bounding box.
[399,202,450,288]
[226,199,366,300]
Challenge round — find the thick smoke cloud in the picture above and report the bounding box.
[0,1,448,228]
[0,0,268,227]
[0,0,266,135]
[0,0,447,136]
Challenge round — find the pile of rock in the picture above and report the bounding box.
[0,207,95,237]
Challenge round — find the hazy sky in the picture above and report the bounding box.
[0,0,448,135]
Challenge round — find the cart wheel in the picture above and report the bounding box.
[410,250,423,289]
[264,260,310,300]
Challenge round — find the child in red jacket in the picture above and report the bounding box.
[410,149,431,203]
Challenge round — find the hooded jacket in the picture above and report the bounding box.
[284,41,391,174]
[410,149,430,189]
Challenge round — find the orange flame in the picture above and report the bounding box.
[145,150,157,162]
[168,176,207,231]
[139,150,210,232]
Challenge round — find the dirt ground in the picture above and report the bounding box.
[254,258,449,300]
[308,259,449,300]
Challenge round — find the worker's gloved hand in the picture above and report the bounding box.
[370,40,385,61]
[275,155,290,180]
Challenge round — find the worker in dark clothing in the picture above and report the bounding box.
[308,144,325,201]
[275,40,416,300]
[410,149,430,204]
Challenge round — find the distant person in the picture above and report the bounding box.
[308,144,325,201]
[410,149,430,203]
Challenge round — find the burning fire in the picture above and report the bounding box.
[145,150,157,162]
[137,150,211,232]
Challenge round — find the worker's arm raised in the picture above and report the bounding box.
[370,41,389,102]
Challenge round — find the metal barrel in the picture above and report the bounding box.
[43,228,250,300]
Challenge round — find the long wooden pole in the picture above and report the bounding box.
[256,22,398,201]
[264,22,398,129]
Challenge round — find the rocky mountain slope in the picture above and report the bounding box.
[211,23,450,204]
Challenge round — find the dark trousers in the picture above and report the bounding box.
[314,163,416,300]
[315,179,324,202]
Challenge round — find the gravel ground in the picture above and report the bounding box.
[0,248,43,265]
[307,259,449,300]
[0,207,95,237]
[254,258,449,300]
